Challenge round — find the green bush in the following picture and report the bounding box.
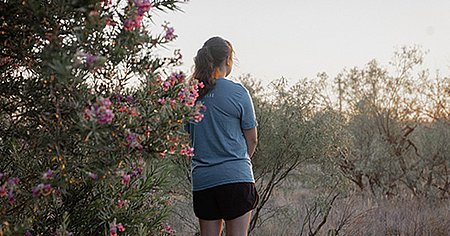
[331,47,450,198]
[0,0,200,235]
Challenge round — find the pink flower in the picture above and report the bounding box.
[124,15,144,31]
[193,113,204,123]
[0,185,7,197]
[117,223,125,232]
[96,106,114,124]
[125,95,134,103]
[87,172,98,180]
[126,132,143,149]
[169,99,177,108]
[129,108,139,117]
[116,199,126,209]
[118,106,128,113]
[164,26,176,41]
[177,90,186,102]
[101,97,112,107]
[193,104,206,122]
[134,0,151,7]
[180,146,195,157]
[32,183,53,197]
[169,72,185,84]
[83,107,94,120]
[184,92,199,107]
[162,81,171,91]
[109,226,117,236]
[8,177,20,186]
[42,184,53,195]
[32,184,43,197]
[168,146,176,155]
[7,191,14,205]
[126,132,135,142]
[83,97,115,124]
[161,223,175,235]
[86,54,97,67]
[109,223,125,236]
[114,93,124,103]
[135,0,152,16]
[124,19,137,31]
[121,173,131,186]
[43,169,54,179]
[134,15,143,28]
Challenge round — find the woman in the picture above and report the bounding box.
[187,36,258,236]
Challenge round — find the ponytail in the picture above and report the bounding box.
[193,46,216,99]
[193,37,233,99]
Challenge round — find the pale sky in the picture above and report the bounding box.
[156,0,450,84]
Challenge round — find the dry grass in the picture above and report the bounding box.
[338,197,450,236]
[168,181,450,236]
[251,188,450,236]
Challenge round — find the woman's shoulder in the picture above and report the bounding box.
[217,78,248,94]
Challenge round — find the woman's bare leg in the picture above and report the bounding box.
[199,219,224,236]
[225,211,252,236]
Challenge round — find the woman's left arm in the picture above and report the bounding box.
[243,127,258,158]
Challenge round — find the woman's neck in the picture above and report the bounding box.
[213,70,225,79]
[213,65,230,79]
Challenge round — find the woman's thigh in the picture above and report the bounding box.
[225,211,252,236]
[199,219,223,236]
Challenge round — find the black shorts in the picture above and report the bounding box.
[193,182,259,221]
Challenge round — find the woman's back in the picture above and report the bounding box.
[189,78,256,191]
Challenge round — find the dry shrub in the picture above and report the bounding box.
[339,197,450,236]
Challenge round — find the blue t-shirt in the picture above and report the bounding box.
[187,78,257,191]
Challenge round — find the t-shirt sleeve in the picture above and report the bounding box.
[239,87,257,129]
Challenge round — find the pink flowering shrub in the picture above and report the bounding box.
[0,0,196,235]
